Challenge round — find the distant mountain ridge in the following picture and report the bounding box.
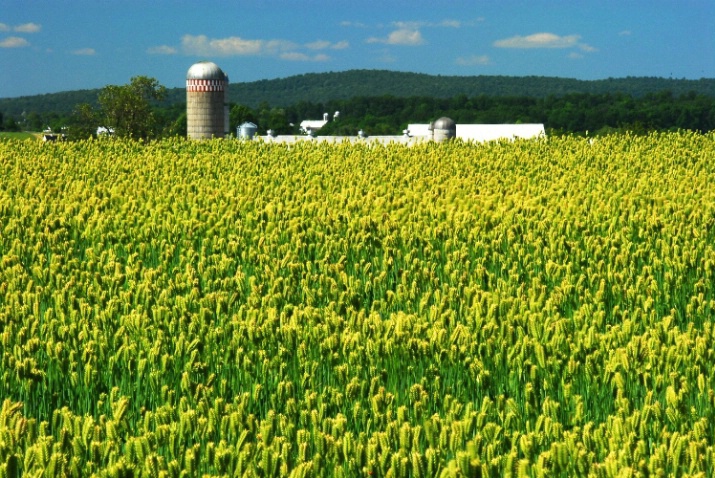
[223,70,715,108]
[2,69,714,117]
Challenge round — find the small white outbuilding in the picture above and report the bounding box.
[299,113,330,135]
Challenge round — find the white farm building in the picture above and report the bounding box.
[406,122,545,142]
[299,112,339,135]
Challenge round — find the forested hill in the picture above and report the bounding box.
[223,71,715,108]
[2,70,715,117]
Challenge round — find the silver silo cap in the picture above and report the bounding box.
[187,61,228,81]
[433,117,456,131]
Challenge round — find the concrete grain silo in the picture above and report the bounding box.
[432,117,456,142]
[186,61,229,139]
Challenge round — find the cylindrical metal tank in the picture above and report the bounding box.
[238,122,258,140]
[432,117,456,142]
[186,61,229,139]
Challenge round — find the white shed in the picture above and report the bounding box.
[299,113,330,135]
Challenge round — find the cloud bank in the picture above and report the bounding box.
[148,34,347,61]
[306,40,349,50]
[14,23,41,33]
[181,34,279,56]
[367,28,425,46]
[0,36,29,48]
[0,21,41,48]
[0,22,41,33]
[494,32,596,52]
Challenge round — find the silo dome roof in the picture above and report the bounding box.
[187,61,227,81]
[433,117,456,130]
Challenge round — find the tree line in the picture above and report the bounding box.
[1,78,714,138]
[225,90,715,137]
[4,70,714,117]
[223,70,715,109]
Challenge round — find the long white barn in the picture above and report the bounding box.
[242,120,546,145]
[407,123,545,142]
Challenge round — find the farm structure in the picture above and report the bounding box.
[186,61,229,139]
[406,121,546,142]
[241,118,545,145]
[186,62,544,143]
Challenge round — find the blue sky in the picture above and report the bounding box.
[1,0,713,98]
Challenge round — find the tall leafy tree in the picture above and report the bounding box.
[68,103,99,140]
[98,76,166,139]
[229,104,257,132]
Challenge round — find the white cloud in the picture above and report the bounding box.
[361,17,478,46]
[494,32,596,53]
[0,36,29,48]
[388,29,425,45]
[367,28,425,46]
[14,23,41,33]
[306,40,349,50]
[180,33,342,62]
[182,34,260,56]
[0,22,41,33]
[147,45,178,55]
[72,48,96,56]
[181,34,297,56]
[619,30,632,36]
[439,20,462,28]
[494,32,578,48]
[0,21,41,47]
[306,40,330,50]
[456,55,490,66]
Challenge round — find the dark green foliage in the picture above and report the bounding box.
[225,71,715,108]
[1,70,714,135]
[292,91,715,135]
[98,76,167,139]
[2,70,714,118]
[68,103,99,140]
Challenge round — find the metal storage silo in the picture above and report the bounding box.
[432,117,456,142]
[238,122,258,140]
[186,61,229,139]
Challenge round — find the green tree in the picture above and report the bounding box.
[68,103,99,140]
[98,76,166,139]
[166,111,187,137]
[3,115,19,132]
[229,104,257,133]
[25,112,44,132]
